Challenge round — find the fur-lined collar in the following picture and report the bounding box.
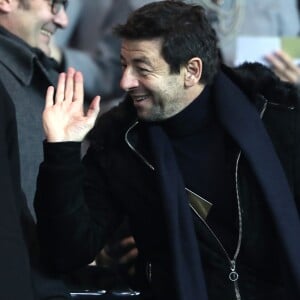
[222,62,299,107]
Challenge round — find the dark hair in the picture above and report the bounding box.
[114,0,220,84]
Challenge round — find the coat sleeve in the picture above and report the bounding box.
[34,141,122,272]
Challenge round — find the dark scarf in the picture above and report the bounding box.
[147,123,208,300]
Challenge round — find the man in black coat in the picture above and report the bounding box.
[34,2,300,300]
[0,0,70,299]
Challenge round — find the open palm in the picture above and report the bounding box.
[43,68,100,142]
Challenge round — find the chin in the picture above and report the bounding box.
[138,114,160,122]
[38,43,51,56]
[137,113,151,122]
[137,108,163,122]
[42,47,51,56]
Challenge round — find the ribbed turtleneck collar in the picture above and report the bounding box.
[159,86,213,138]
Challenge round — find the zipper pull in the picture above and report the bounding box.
[146,262,152,283]
[229,260,239,282]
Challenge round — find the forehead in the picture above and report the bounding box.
[120,39,164,63]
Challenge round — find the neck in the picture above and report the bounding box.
[185,82,206,105]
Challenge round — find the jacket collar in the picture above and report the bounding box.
[0,26,56,86]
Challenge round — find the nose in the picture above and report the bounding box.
[53,7,69,29]
[120,67,139,91]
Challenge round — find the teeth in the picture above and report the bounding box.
[41,29,52,37]
[133,96,148,102]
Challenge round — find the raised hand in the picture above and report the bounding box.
[43,68,100,142]
[265,50,300,85]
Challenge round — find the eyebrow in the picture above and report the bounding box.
[55,0,68,4]
[120,55,153,67]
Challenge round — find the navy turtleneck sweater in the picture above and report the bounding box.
[159,86,239,256]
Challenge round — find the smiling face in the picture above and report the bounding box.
[120,38,201,122]
[1,0,68,55]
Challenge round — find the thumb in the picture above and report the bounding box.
[86,95,101,123]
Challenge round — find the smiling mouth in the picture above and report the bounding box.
[131,95,149,102]
[40,29,53,38]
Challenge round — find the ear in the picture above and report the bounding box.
[0,0,14,13]
[184,57,202,88]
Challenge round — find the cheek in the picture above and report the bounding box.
[20,27,35,45]
[23,20,38,39]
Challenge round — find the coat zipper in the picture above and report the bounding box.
[125,121,244,297]
[125,121,155,171]
[124,98,269,297]
[189,151,242,300]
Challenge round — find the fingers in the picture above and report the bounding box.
[45,86,55,109]
[55,72,66,103]
[73,71,84,103]
[276,51,298,71]
[85,96,101,130]
[64,67,76,103]
[86,95,101,121]
[265,51,300,84]
[48,68,101,122]
[54,68,78,104]
[265,53,285,72]
[119,236,136,248]
[119,247,139,264]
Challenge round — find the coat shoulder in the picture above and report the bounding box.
[223,62,300,108]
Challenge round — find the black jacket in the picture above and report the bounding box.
[35,63,300,300]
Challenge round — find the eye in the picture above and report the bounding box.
[137,67,150,75]
[121,63,127,70]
